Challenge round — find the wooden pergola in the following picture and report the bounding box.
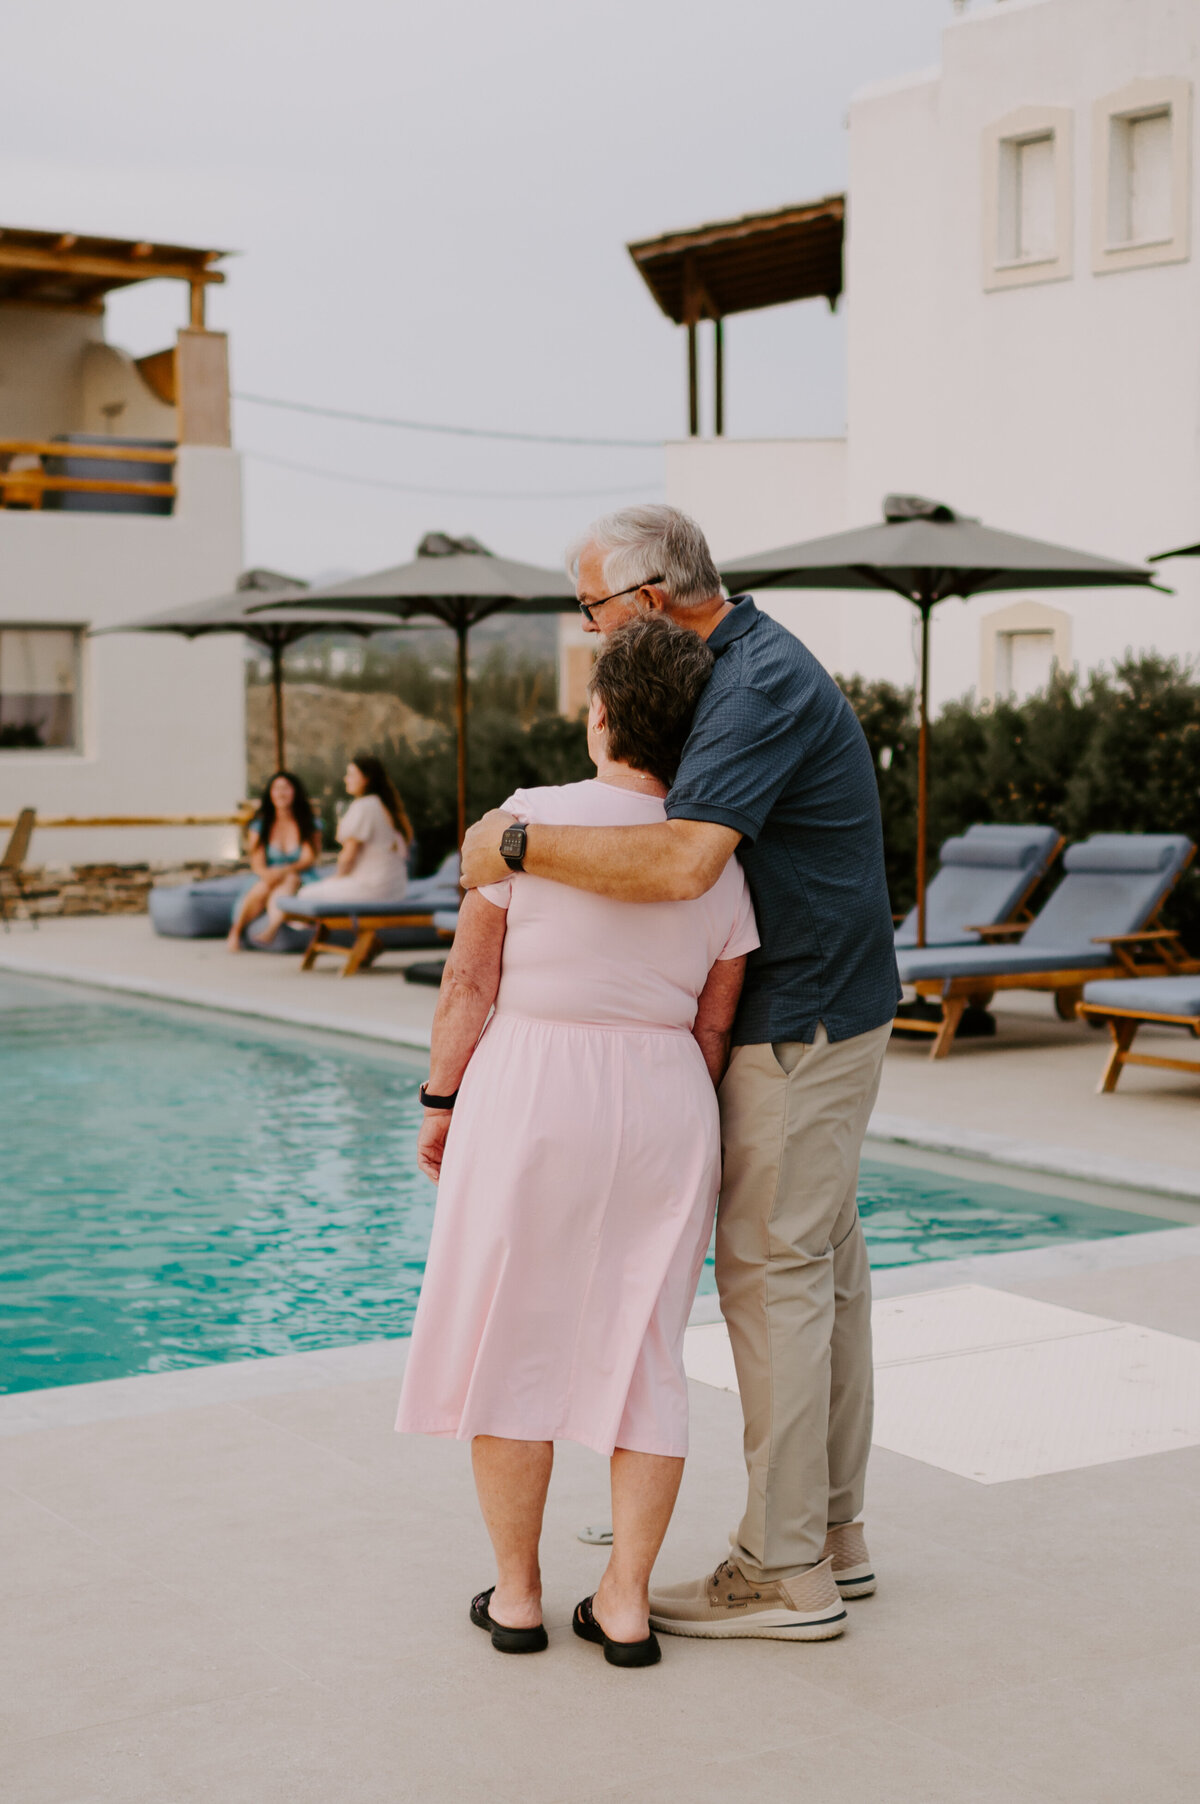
[0,225,228,326]
[627,196,844,437]
[0,226,234,493]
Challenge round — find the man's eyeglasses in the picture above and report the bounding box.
[577,577,665,624]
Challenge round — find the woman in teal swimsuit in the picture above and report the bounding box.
[227,770,322,951]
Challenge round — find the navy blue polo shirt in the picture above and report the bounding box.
[666,597,901,1046]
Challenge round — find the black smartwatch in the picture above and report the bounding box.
[500,822,528,872]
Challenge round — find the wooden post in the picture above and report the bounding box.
[455,619,469,850]
[713,317,724,437]
[270,641,286,770]
[687,323,699,437]
[916,596,932,948]
[189,281,206,330]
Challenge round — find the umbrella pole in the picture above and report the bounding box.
[916,599,931,949]
[270,640,286,770]
[454,621,469,850]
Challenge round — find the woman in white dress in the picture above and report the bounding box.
[263,755,413,934]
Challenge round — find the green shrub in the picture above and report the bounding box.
[841,655,1200,952]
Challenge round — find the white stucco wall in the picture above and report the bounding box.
[664,437,853,675]
[845,0,1200,710]
[665,0,1200,707]
[0,446,245,866]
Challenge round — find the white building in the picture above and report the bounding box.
[597,0,1200,716]
[0,227,244,866]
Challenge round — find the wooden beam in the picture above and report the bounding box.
[0,441,176,463]
[0,244,224,286]
[0,812,254,829]
[0,474,176,498]
[630,197,845,264]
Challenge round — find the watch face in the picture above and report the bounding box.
[500,827,525,857]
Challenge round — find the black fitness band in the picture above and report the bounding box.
[420,1083,459,1110]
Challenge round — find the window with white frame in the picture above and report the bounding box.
[997,630,1056,701]
[999,133,1056,263]
[979,600,1072,705]
[1093,79,1191,274]
[983,108,1074,291]
[0,627,81,751]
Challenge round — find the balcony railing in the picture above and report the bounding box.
[0,440,177,512]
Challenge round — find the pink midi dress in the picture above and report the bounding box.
[395,777,759,1459]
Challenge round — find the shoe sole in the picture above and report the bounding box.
[649,1606,847,1642]
[833,1562,876,1599]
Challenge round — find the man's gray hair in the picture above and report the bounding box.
[567,504,722,611]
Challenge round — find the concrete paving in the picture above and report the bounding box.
[1,1254,1198,1803]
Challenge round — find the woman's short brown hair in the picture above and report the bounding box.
[587,614,714,787]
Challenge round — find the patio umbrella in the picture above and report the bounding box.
[250,533,577,847]
[1149,539,1200,561]
[722,495,1158,946]
[96,568,406,768]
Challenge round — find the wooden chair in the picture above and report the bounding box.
[284,905,455,977]
[0,808,37,928]
[1077,979,1200,1093]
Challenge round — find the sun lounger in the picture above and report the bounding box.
[894,833,1197,1058]
[1078,977,1200,1092]
[283,853,461,976]
[894,823,1062,950]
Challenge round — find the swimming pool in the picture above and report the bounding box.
[0,973,1174,1395]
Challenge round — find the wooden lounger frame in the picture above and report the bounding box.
[286,909,454,978]
[898,916,1199,1060]
[1076,1001,1200,1093]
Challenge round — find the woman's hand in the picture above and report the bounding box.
[417,1110,453,1182]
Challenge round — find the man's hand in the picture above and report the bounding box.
[461,809,516,889]
[417,1111,453,1182]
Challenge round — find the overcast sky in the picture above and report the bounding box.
[5,0,954,576]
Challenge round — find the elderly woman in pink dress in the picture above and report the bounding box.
[396,615,758,1668]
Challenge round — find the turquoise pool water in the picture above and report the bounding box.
[0,974,1172,1395]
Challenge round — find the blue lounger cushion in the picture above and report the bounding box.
[896,942,1111,984]
[284,893,459,920]
[896,832,1194,987]
[1083,978,1200,1018]
[894,823,1061,949]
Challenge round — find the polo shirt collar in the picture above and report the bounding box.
[708,594,759,653]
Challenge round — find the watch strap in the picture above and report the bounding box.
[420,1083,459,1110]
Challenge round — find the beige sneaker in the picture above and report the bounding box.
[648,1555,846,1641]
[822,1521,876,1598]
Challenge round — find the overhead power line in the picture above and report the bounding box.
[233,391,663,450]
[243,449,665,502]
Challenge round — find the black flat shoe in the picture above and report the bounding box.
[470,1586,548,1654]
[572,1594,661,1667]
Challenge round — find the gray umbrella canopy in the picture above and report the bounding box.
[97,568,405,768]
[721,496,1157,945]
[251,533,578,846]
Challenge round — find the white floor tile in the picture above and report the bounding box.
[871,1284,1113,1366]
[873,1322,1200,1483]
[684,1285,1200,1484]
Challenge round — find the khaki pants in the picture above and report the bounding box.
[715,1021,891,1582]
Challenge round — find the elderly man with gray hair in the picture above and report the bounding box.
[462,504,900,1642]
